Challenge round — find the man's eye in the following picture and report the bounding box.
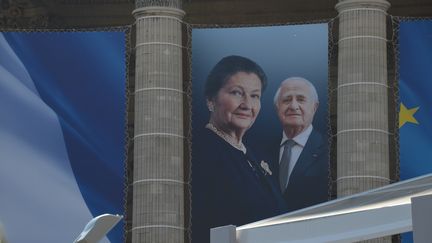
[297,97,306,102]
[251,94,261,99]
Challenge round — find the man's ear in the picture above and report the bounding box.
[314,102,319,113]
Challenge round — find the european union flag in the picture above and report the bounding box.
[399,20,432,243]
[0,32,126,243]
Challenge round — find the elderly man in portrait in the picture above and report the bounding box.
[271,77,329,212]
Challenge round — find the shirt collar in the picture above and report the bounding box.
[280,125,313,147]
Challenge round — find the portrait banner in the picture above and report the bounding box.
[191,24,329,243]
[399,19,432,243]
[0,31,126,243]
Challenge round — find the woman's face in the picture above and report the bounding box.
[208,71,262,135]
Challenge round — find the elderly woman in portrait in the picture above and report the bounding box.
[192,55,286,243]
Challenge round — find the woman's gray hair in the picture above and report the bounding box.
[273,77,319,106]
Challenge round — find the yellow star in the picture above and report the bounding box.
[399,103,419,128]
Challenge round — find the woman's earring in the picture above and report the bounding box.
[208,104,214,112]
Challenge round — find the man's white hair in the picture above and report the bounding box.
[273,77,319,106]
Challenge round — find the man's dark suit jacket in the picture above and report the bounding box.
[265,128,329,212]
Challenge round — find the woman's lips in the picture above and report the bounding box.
[234,113,252,118]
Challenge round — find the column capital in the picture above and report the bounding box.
[336,0,390,13]
[135,0,182,9]
[133,6,185,19]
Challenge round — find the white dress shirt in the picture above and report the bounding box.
[279,125,313,180]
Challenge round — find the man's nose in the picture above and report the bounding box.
[288,99,300,110]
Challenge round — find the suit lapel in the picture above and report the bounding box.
[289,129,324,183]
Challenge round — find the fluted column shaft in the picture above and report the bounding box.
[132,2,185,243]
[336,1,391,241]
[336,0,390,196]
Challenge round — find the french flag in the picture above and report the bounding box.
[0,31,126,243]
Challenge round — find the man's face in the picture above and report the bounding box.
[276,80,318,135]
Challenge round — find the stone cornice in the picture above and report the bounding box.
[0,0,431,28]
[0,0,50,28]
[55,0,133,4]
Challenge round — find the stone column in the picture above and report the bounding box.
[132,1,186,242]
[336,0,390,195]
[336,0,391,241]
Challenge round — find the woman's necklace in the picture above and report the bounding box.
[205,123,247,154]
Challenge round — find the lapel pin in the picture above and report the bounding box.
[260,160,272,175]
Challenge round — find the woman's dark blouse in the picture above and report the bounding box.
[191,128,287,243]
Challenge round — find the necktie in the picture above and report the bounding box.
[279,139,295,192]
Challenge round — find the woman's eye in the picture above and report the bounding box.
[231,90,243,96]
[251,94,261,99]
